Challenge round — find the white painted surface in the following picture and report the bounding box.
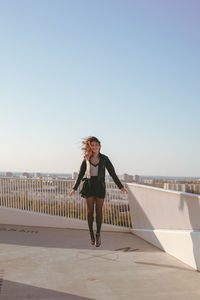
[127,183,200,271]
[131,228,200,271]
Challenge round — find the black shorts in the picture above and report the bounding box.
[79,176,106,198]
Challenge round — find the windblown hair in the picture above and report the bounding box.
[81,136,101,159]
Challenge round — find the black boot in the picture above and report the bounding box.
[95,232,101,247]
[89,230,95,245]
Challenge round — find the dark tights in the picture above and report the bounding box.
[86,196,104,234]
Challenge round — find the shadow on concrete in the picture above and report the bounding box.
[127,185,163,250]
[0,224,159,252]
[179,193,200,271]
[0,279,92,300]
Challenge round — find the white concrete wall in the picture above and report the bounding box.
[127,183,200,271]
[0,206,130,232]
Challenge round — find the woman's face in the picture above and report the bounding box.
[90,141,101,154]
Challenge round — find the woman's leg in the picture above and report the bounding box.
[85,196,95,233]
[95,197,104,234]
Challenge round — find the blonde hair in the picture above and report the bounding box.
[81,136,101,159]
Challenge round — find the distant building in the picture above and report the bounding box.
[142,178,155,185]
[72,172,78,180]
[186,184,200,194]
[35,172,42,178]
[164,183,186,192]
[121,173,133,182]
[133,175,140,183]
[22,172,30,178]
[6,172,13,177]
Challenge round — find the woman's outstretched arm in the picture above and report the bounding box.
[104,156,124,189]
[105,156,128,194]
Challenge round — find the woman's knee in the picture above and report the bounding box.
[95,198,104,213]
[96,197,104,206]
[87,208,94,216]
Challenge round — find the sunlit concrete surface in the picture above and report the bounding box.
[0,224,200,300]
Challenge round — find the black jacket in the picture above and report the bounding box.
[72,152,124,190]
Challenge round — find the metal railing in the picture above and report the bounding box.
[0,177,132,228]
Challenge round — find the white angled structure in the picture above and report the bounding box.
[128,183,200,271]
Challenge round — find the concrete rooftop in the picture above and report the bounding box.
[0,224,200,300]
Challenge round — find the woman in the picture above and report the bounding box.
[69,136,128,247]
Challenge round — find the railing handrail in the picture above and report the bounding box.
[0,177,131,228]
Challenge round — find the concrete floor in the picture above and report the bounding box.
[0,224,200,300]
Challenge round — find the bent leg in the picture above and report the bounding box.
[95,197,105,234]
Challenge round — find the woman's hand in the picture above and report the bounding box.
[69,189,76,196]
[120,187,128,194]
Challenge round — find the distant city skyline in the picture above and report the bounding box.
[0,170,199,180]
[0,1,199,176]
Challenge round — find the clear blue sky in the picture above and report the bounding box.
[0,0,199,176]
